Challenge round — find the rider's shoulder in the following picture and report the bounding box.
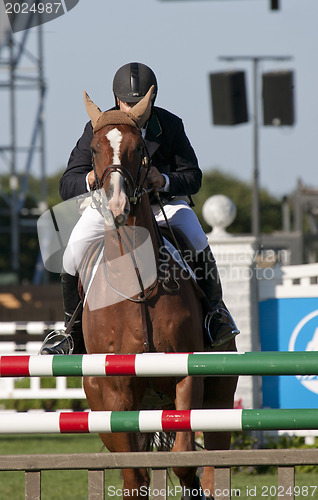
[153,106,182,125]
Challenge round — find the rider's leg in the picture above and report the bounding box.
[154,200,239,348]
[41,205,105,355]
[194,244,239,348]
[41,272,85,354]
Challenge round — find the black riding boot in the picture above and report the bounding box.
[41,273,86,355]
[195,245,239,349]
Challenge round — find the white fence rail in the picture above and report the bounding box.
[0,321,85,400]
[259,262,318,300]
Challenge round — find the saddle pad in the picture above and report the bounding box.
[162,237,196,281]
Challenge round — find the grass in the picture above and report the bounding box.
[230,473,318,499]
[0,434,109,500]
[1,435,318,499]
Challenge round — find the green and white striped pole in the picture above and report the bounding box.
[1,351,318,377]
[0,409,317,434]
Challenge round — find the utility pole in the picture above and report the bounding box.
[219,55,292,239]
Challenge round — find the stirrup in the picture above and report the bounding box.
[39,330,74,355]
[204,308,240,350]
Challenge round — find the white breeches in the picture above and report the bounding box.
[63,200,208,276]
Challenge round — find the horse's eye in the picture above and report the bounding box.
[124,178,131,192]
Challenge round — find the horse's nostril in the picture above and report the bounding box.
[115,214,126,226]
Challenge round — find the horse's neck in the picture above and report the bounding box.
[128,197,161,262]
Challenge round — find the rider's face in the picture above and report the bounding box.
[117,99,137,113]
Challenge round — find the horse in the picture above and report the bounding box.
[81,89,238,500]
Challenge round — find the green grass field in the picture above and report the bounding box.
[1,435,318,500]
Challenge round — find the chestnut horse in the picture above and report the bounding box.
[81,93,238,499]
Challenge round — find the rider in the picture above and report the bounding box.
[41,62,239,355]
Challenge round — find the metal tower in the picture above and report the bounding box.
[0,7,47,281]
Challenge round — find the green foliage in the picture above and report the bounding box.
[231,431,318,475]
[262,434,318,474]
[231,430,259,451]
[193,168,282,235]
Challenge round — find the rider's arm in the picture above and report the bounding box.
[166,118,202,198]
[59,121,94,201]
[150,109,202,199]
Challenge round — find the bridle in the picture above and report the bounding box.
[91,139,151,207]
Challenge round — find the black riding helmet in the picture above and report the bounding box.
[113,62,158,106]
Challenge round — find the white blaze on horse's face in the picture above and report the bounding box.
[106,128,122,165]
[104,128,130,226]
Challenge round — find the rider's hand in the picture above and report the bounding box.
[87,170,96,190]
[147,166,166,189]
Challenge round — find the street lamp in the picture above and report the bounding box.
[218,55,293,239]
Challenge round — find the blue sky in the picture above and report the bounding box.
[1,0,318,198]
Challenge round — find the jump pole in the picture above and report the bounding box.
[1,351,318,377]
[1,409,318,434]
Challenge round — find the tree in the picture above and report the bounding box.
[192,168,283,235]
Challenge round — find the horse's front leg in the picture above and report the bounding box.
[109,432,150,500]
[201,339,238,499]
[84,376,150,500]
[172,375,204,498]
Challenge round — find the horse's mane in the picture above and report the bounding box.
[94,110,139,132]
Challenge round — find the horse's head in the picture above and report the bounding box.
[84,88,154,227]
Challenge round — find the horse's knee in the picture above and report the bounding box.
[175,376,204,410]
[83,376,103,409]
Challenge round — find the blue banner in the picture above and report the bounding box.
[259,298,318,408]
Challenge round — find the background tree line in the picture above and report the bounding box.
[0,168,284,283]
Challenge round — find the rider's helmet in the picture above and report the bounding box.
[113,62,158,106]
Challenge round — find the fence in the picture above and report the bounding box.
[2,449,318,500]
[1,345,318,498]
[0,321,85,399]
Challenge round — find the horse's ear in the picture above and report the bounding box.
[127,85,155,128]
[83,91,103,130]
